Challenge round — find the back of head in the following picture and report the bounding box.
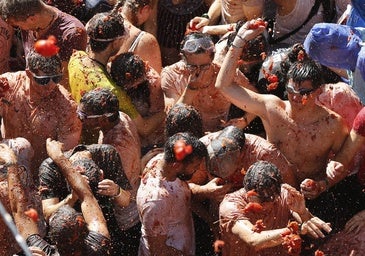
[48,205,88,255]
[27,50,62,74]
[79,88,120,122]
[288,59,323,90]
[164,132,208,164]
[243,160,282,201]
[86,12,125,52]
[165,103,203,138]
[0,0,43,21]
[180,32,215,57]
[207,126,245,178]
[110,52,146,89]
[71,157,102,193]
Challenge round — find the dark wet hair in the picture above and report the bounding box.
[165,103,203,138]
[164,132,207,164]
[211,126,245,154]
[87,12,125,52]
[48,205,88,255]
[71,158,102,194]
[207,126,246,178]
[243,161,282,200]
[27,50,62,74]
[288,59,323,90]
[80,88,119,122]
[0,0,43,21]
[111,52,146,87]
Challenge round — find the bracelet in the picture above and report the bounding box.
[113,187,122,198]
[201,13,210,19]
[231,42,245,49]
[187,84,199,90]
[236,34,248,44]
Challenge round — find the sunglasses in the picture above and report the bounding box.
[286,84,314,96]
[76,110,116,122]
[185,63,211,72]
[32,73,63,85]
[181,38,215,54]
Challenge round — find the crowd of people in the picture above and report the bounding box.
[0,0,365,255]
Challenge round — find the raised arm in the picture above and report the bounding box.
[45,138,110,239]
[215,20,270,118]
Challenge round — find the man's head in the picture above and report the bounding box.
[70,157,103,194]
[243,161,282,202]
[110,52,147,91]
[165,103,203,138]
[26,50,63,87]
[164,132,208,180]
[207,126,245,179]
[48,205,88,255]
[78,88,120,127]
[180,32,215,74]
[286,59,323,104]
[86,12,125,53]
[0,0,44,29]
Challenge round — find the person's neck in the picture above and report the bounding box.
[160,160,179,181]
[101,118,120,134]
[88,52,110,68]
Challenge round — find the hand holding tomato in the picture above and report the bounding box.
[300,179,322,199]
[34,35,60,57]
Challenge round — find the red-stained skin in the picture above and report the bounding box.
[248,20,266,29]
[243,202,263,214]
[252,219,266,233]
[34,35,60,57]
[314,249,325,256]
[24,208,39,222]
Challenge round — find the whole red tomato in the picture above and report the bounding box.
[34,35,60,57]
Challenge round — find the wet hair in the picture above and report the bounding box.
[48,205,88,255]
[287,59,323,90]
[111,52,146,87]
[71,158,102,194]
[207,126,245,178]
[86,12,125,52]
[79,88,120,122]
[243,160,282,200]
[26,50,62,74]
[227,20,269,63]
[165,103,203,138]
[210,126,245,155]
[164,132,207,164]
[180,32,215,58]
[0,0,43,21]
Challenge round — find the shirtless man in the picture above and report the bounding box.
[137,132,208,255]
[162,32,256,133]
[216,20,350,231]
[0,50,81,181]
[219,161,331,256]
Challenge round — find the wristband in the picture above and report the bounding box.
[112,187,122,198]
[201,13,210,19]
